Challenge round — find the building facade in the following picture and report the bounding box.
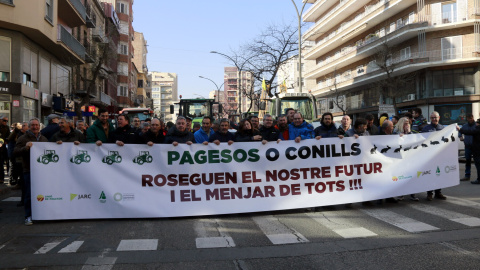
[132,31,151,108]
[303,0,480,124]
[223,67,254,116]
[150,72,178,122]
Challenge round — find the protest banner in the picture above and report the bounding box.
[31,125,459,220]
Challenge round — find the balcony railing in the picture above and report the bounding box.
[93,26,107,43]
[57,25,85,60]
[85,4,97,28]
[69,0,86,20]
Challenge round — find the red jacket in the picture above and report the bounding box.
[275,125,289,140]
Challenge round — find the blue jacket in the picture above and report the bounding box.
[421,123,444,133]
[194,128,214,143]
[289,121,314,140]
[314,124,338,138]
[459,122,475,147]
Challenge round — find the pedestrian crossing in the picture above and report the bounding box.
[1,196,480,254]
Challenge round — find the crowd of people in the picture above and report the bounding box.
[3,105,475,225]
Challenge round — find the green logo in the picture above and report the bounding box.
[37,150,59,164]
[133,151,153,165]
[102,151,122,165]
[70,193,77,201]
[99,191,106,203]
[436,166,441,176]
[70,150,91,164]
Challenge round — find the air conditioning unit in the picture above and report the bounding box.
[406,94,416,101]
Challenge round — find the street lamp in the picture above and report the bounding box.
[291,0,308,93]
[199,75,225,102]
[210,51,255,116]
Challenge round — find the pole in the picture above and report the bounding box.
[291,0,308,93]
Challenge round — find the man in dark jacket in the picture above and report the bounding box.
[0,115,10,184]
[51,118,85,144]
[422,111,446,200]
[337,115,351,136]
[14,118,48,226]
[459,114,476,181]
[141,118,165,145]
[40,114,60,140]
[459,119,480,185]
[345,118,370,137]
[314,112,338,138]
[208,118,235,145]
[165,116,195,145]
[86,108,114,145]
[260,114,280,144]
[365,114,378,135]
[412,108,428,133]
[109,114,138,146]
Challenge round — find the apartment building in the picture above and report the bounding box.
[303,0,480,124]
[0,0,87,123]
[132,31,152,109]
[277,51,316,94]
[223,67,254,116]
[150,72,178,122]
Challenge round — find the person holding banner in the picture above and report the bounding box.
[235,119,262,142]
[51,118,84,145]
[109,114,139,146]
[208,118,235,145]
[194,116,214,144]
[344,118,370,138]
[141,118,165,146]
[165,116,195,146]
[337,115,351,136]
[13,118,48,226]
[314,112,338,139]
[289,113,314,143]
[275,115,289,140]
[86,108,114,146]
[259,114,280,144]
[422,111,447,200]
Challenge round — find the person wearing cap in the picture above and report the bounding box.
[40,114,60,141]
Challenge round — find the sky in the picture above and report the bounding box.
[132,0,311,99]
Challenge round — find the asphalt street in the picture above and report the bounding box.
[0,163,479,270]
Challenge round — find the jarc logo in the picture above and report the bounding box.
[99,191,107,203]
[445,165,457,173]
[70,193,92,201]
[417,170,431,178]
[37,195,45,201]
[37,150,59,164]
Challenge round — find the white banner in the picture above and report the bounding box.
[31,125,459,220]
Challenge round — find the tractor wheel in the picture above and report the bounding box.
[107,158,113,165]
[138,159,144,165]
[75,157,81,164]
[146,156,152,163]
[85,155,91,163]
[42,157,49,165]
[53,155,59,162]
[116,156,122,163]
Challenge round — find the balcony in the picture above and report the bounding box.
[84,40,96,63]
[58,0,86,27]
[303,0,348,22]
[86,4,97,28]
[93,26,107,43]
[57,25,85,61]
[311,46,479,97]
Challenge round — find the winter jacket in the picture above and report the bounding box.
[140,129,165,144]
[86,119,115,143]
[421,123,444,133]
[165,126,196,144]
[459,122,476,147]
[194,128,214,143]
[40,123,59,141]
[288,121,314,140]
[337,125,350,136]
[7,129,23,158]
[208,131,235,143]
[314,124,338,138]
[109,125,139,144]
[412,115,428,133]
[235,129,261,142]
[366,124,379,135]
[259,126,280,142]
[14,131,48,173]
[345,128,370,137]
[275,125,289,140]
[459,125,480,155]
[51,129,85,143]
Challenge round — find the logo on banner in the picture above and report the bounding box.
[417,170,431,178]
[37,195,63,201]
[37,195,44,201]
[71,193,91,201]
[392,175,412,181]
[70,150,91,164]
[37,150,59,165]
[436,166,441,176]
[133,151,153,165]
[113,192,135,202]
[445,165,457,173]
[102,151,122,165]
[99,191,107,203]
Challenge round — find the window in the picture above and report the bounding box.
[116,2,128,14]
[152,87,160,92]
[45,0,53,22]
[408,12,415,24]
[152,93,160,99]
[396,18,403,29]
[399,47,411,60]
[344,70,351,80]
[357,65,365,75]
[138,80,143,88]
[442,2,457,24]
[0,0,14,5]
[0,72,8,82]
[23,98,36,122]
[442,36,462,60]
[118,85,127,97]
[389,22,396,33]
[119,44,128,55]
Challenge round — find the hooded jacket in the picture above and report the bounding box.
[86,119,115,143]
[314,123,338,138]
[289,121,314,140]
[194,128,214,143]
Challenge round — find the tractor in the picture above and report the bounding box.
[70,150,91,164]
[102,151,122,165]
[133,151,153,165]
[37,150,59,164]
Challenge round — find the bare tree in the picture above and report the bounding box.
[327,68,348,115]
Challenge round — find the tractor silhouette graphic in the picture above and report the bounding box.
[102,151,122,165]
[70,150,91,164]
[133,151,152,165]
[37,150,59,164]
